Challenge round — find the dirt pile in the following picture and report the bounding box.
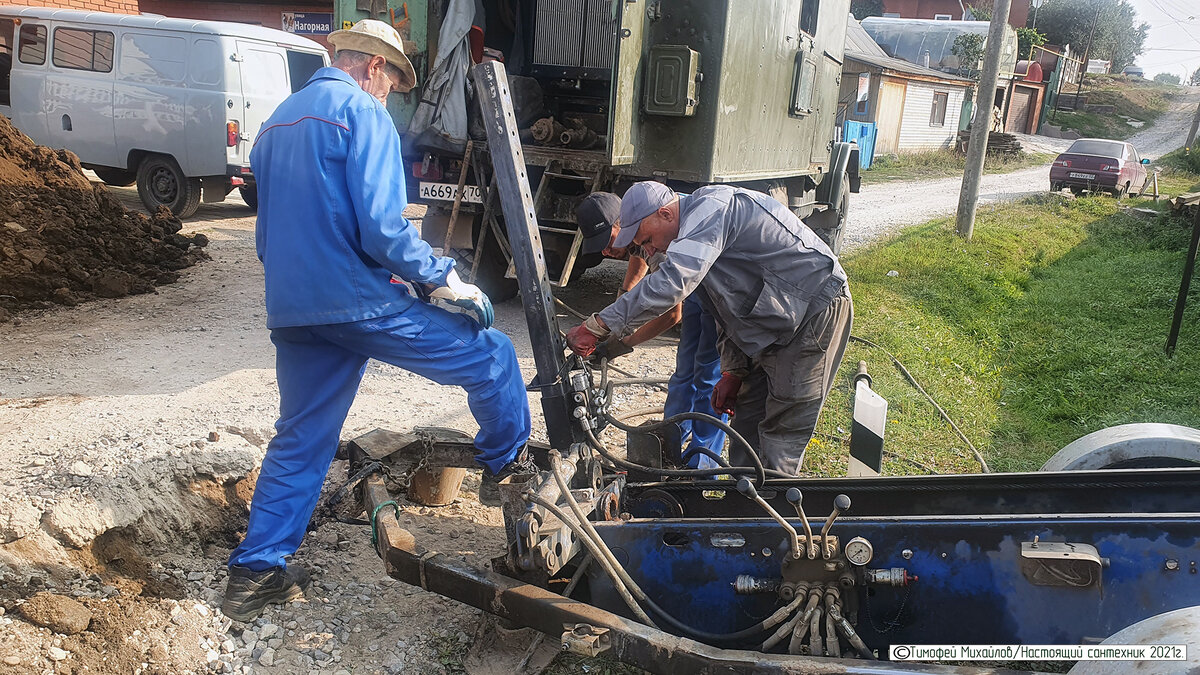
[0,116,208,319]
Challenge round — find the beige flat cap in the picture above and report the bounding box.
[328,19,418,93]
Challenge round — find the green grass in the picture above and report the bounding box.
[1051,73,1181,140]
[864,149,1053,183]
[807,187,1200,476]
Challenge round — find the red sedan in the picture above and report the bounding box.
[1049,139,1150,198]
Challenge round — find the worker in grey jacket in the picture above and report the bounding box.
[566,181,853,474]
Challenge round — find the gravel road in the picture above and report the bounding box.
[842,87,1200,252]
[1,88,1197,674]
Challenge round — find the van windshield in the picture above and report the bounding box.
[1066,139,1125,158]
[286,50,325,93]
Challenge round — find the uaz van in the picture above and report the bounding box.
[0,7,329,217]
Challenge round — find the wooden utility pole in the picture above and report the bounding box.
[1187,100,1200,152]
[955,0,1013,240]
[1074,8,1101,103]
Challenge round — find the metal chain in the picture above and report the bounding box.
[864,583,913,634]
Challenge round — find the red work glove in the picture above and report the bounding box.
[566,323,600,356]
[711,372,742,416]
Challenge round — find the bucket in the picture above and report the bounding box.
[407,465,467,506]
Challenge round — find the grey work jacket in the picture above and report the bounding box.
[597,185,848,372]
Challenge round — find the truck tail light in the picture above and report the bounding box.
[227,121,239,147]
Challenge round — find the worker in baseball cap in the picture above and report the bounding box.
[223,18,534,622]
[576,191,729,470]
[565,180,853,477]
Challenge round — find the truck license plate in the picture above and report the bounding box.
[419,182,484,204]
[1068,172,1095,180]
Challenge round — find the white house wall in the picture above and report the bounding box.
[897,80,966,152]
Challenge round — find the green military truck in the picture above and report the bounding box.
[333,0,860,300]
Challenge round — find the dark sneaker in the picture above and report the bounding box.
[479,450,540,506]
[221,564,310,622]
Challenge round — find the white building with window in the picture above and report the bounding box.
[839,20,974,155]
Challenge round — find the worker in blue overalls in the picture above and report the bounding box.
[222,20,533,622]
[576,193,727,469]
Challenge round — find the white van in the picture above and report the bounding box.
[0,7,329,217]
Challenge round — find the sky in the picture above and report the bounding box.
[1123,0,1200,81]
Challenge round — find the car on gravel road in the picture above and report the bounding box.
[1049,138,1150,197]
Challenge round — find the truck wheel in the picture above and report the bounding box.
[239,185,259,212]
[452,233,519,304]
[1040,423,1200,471]
[804,174,849,255]
[93,167,136,187]
[136,155,202,218]
[1068,606,1200,675]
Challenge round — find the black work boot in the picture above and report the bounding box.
[221,564,310,622]
[479,449,540,506]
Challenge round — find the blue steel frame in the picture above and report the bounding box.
[587,516,1200,649]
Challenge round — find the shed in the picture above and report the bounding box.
[841,20,974,155]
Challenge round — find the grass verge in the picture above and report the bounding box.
[864,149,1053,183]
[1051,73,1180,141]
[808,182,1200,477]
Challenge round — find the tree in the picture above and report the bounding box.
[1036,0,1148,73]
[850,0,885,20]
[1153,73,1181,85]
[952,33,986,79]
[1017,27,1047,60]
[965,3,992,20]
[1191,67,1200,87]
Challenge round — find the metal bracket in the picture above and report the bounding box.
[560,623,612,657]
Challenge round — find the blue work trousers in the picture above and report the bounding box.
[229,301,531,571]
[663,295,728,469]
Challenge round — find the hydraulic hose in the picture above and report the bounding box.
[583,425,791,485]
[601,410,778,485]
[826,593,874,660]
[542,455,804,643]
[761,584,811,651]
[788,586,824,655]
[808,603,824,657]
[680,445,730,469]
[825,608,841,658]
[524,493,656,627]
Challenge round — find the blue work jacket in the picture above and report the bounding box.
[251,67,453,328]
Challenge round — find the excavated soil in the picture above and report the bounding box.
[0,116,208,320]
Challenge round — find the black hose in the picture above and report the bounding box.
[601,410,777,485]
[583,426,789,482]
[680,445,730,469]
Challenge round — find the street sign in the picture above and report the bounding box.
[281,12,333,35]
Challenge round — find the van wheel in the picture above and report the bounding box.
[93,167,136,187]
[137,155,202,218]
[239,186,258,212]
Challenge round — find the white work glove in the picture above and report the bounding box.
[429,269,495,329]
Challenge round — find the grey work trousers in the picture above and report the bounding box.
[728,291,853,475]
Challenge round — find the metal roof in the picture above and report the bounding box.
[844,18,973,85]
[0,5,326,51]
[845,19,888,59]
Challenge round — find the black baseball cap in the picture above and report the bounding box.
[576,192,621,255]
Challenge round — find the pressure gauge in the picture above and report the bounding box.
[845,537,874,566]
